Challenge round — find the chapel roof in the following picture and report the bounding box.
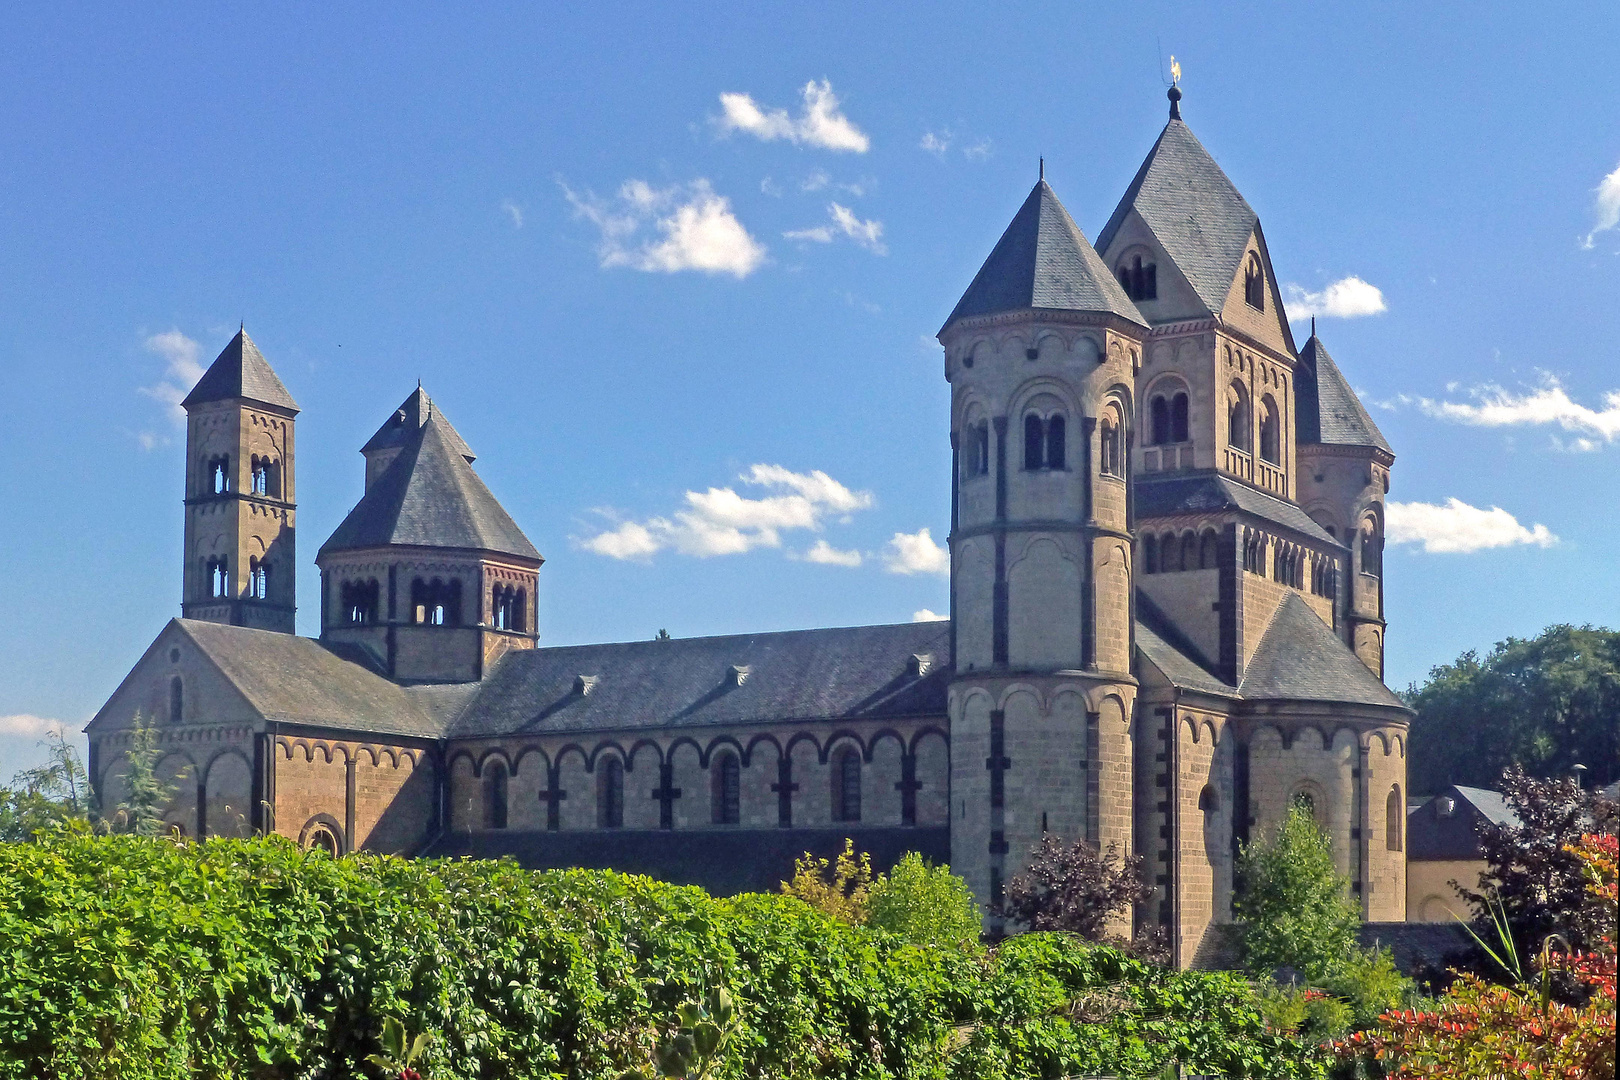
[1094,107,1260,316]
[1238,593,1408,709]
[1296,334,1392,454]
[181,329,300,413]
[319,395,539,561]
[942,179,1145,332]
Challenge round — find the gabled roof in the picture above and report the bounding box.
[942,180,1145,332]
[1240,594,1407,709]
[181,329,299,412]
[446,622,951,738]
[1135,472,1338,546]
[1407,784,1521,860]
[1094,116,1259,316]
[175,619,442,737]
[1296,335,1392,454]
[362,386,475,464]
[319,401,539,561]
[1135,594,1234,698]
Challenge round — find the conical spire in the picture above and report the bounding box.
[181,329,299,412]
[362,385,475,464]
[942,179,1145,333]
[1296,335,1391,453]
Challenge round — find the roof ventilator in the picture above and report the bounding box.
[726,664,751,687]
[574,674,598,696]
[909,653,934,677]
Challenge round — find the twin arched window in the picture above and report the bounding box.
[598,757,625,828]
[249,456,278,497]
[1023,413,1066,471]
[1244,253,1265,310]
[342,579,380,625]
[1149,391,1190,446]
[411,578,463,626]
[247,557,269,600]
[493,585,527,632]
[207,455,231,495]
[712,752,741,825]
[1116,253,1157,302]
[831,747,862,823]
[205,556,230,599]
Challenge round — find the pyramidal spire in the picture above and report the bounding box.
[180,328,299,413]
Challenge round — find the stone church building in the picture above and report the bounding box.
[89,89,1411,965]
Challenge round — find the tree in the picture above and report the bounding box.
[1235,802,1361,980]
[779,838,874,924]
[1459,764,1619,958]
[999,834,1160,958]
[0,728,95,842]
[1406,624,1620,794]
[112,712,175,837]
[865,852,982,948]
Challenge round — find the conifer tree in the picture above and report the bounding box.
[116,712,175,837]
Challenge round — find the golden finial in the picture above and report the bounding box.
[1170,56,1181,87]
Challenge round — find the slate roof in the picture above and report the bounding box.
[1408,785,1520,861]
[1135,594,1232,697]
[181,330,299,412]
[446,622,952,738]
[1240,594,1409,710]
[942,180,1145,331]
[173,619,442,737]
[1094,116,1259,316]
[319,403,539,561]
[362,387,475,464]
[1135,472,1338,545]
[1297,335,1392,454]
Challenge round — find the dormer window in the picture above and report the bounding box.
[1244,253,1265,310]
[1116,253,1157,302]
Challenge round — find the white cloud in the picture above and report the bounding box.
[784,202,886,254]
[1386,498,1557,554]
[0,714,69,739]
[1580,160,1620,249]
[800,539,863,567]
[962,138,993,161]
[501,199,524,228]
[1283,276,1387,320]
[883,528,949,575]
[801,170,830,192]
[578,465,874,561]
[759,176,783,197]
[563,178,766,278]
[912,608,947,622]
[717,80,870,153]
[1417,375,1620,445]
[138,328,206,423]
[919,131,951,156]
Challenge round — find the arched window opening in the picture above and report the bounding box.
[1244,253,1265,310]
[342,579,380,625]
[1023,413,1043,470]
[250,456,275,496]
[483,761,509,829]
[1171,393,1190,443]
[598,757,625,828]
[1199,530,1219,570]
[210,455,231,495]
[712,752,741,825]
[1259,397,1281,464]
[1161,532,1181,573]
[973,421,989,476]
[1142,534,1159,575]
[207,556,230,599]
[1360,518,1384,577]
[832,747,862,823]
[1292,788,1317,819]
[1099,417,1122,477]
[1386,785,1403,851]
[1227,385,1252,453]
[1150,396,1171,445]
[169,676,183,723]
[246,557,268,600]
[411,578,462,626]
[1180,532,1198,572]
[1116,254,1157,302]
[306,825,340,857]
[1198,784,1219,815]
[1045,414,1065,470]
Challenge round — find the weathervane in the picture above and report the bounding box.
[1170,55,1181,87]
[1168,55,1184,120]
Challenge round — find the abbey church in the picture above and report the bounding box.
[89,89,1412,966]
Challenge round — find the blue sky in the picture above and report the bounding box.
[3,3,1618,775]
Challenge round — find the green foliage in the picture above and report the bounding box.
[620,987,739,1080]
[1236,804,1361,980]
[110,713,174,837]
[778,837,874,924]
[366,1016,430,1079]
[0,729,95,842]
[865,852,982,949]
[1256,985,1354,1041]
[1406,623,1619,793]
[0,833,1326,1079]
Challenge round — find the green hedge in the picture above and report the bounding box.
[0,833,1321,1079]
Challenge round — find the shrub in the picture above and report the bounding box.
[865,852,981,949]
[1236,803,1361,980]
[999,834,1165,961]
[0,833,1326,1079]
[778,837,873,924]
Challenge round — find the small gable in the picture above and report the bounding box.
[87,620,262,735]
[1217,226,1297,356]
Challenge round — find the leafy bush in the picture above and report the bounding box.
[0,832,1325,1079]
[865,852,981,949]
[1235,804,1361,980]
[778,837,874,924]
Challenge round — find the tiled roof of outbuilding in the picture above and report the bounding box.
[1135,473,1338,546]
[1297,335,1392,453]
[181,330,299,412]
[446,622,952,738]
[1095,118,1259,316]
[942,180,1145,331]
[1239,594,1409,710]
[319,402,539,561]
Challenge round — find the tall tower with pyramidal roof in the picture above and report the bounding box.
[180,329,299,632]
